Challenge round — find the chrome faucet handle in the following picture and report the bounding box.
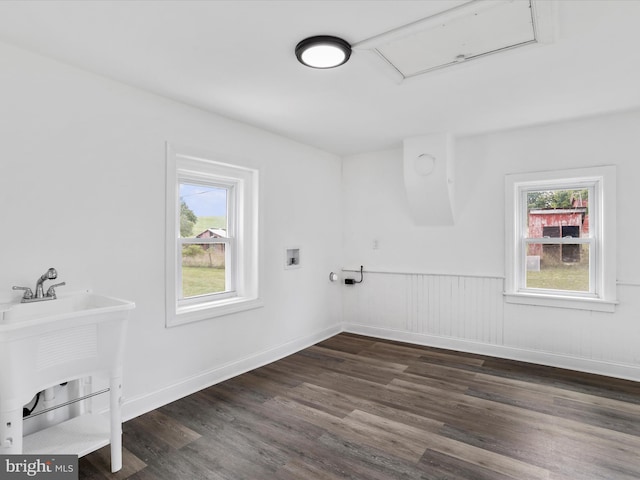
[12,286,34,299]
[46,282,66,298]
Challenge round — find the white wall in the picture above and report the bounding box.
[0,41,343,419]
[342,109,640,380]
[2,34,639,430]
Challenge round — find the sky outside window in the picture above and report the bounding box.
[179,183,227,217]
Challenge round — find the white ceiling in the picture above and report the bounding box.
[0,0,639,156]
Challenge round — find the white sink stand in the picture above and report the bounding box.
[0,293,133,473]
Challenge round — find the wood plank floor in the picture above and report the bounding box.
[79,333,640,479]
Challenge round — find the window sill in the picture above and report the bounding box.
[504,292,617,312]
[167,296,264,327]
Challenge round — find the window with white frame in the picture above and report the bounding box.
[504,166,616,312]
[166,144,261,326]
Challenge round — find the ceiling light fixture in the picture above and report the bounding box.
[295,36,351,69]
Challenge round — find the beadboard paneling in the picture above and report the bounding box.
[344,272,504,344]
[343,271,640,381]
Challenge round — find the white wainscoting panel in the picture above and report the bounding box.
[343,271,640,381]
[406,274,504,343]
[343,271,504,345]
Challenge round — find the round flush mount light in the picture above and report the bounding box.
[295,35,351,69]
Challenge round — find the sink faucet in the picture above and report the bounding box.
[12,267,66,303]
[35,267,57,299]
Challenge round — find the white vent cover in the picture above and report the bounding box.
[355,0,556,80]
[403,134,455,226]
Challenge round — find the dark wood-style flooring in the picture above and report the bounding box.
[79,333,640,479]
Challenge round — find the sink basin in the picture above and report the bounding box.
[0,291,134,325]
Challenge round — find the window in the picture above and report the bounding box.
[179,182,233,301]
[166,144,261,326]
[504,166,616,312]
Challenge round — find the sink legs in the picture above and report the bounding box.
[0,406,23,454]
[1,378,123,474]
[109,375,123,473]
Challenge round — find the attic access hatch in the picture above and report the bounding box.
[355,0,556,80]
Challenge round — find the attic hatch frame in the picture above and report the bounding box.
[353,0,557,82]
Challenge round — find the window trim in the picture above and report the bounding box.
[504,166,617,312]
[166,143,262,327]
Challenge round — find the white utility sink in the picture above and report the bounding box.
[0,290,134,473]
[0,291,134,325]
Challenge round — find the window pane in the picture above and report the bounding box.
[179,183,227,239]
[179,183,229,299]
[526,188,589,239]
[181,243,226,297]
[526,244,589,292]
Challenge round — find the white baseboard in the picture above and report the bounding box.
[122,323,342,422]
[122,320,640,423]
[344,323,640,383]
